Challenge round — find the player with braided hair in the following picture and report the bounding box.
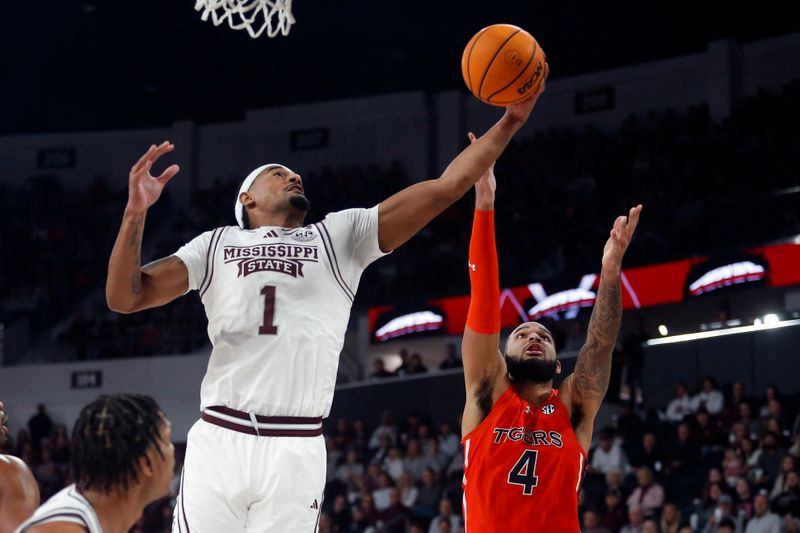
[0,401,39,533]
[15,394,175,533]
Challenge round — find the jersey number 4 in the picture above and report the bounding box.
[508,450,539,495]
[259,285,278,335]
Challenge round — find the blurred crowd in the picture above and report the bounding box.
[6,376,800,532]
[1,82,798,363]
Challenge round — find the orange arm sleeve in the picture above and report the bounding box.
[466,209,500,334]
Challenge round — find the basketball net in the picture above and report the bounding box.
[194,0,295,38]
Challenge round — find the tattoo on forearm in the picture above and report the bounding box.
[574,276,621,399]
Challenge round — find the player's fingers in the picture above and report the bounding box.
[628,205,642,235]
[149,142,175,163]
[133,145,157,173]
[468,132,477,144]
[156,164,180,184]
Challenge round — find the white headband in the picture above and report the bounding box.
[234,164,289,228]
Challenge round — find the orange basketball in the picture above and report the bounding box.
[461,24,546,106]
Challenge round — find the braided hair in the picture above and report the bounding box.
[71,394,165,493]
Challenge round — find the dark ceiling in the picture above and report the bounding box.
[2,1,797,135]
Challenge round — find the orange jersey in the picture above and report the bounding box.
[462,386,587,532]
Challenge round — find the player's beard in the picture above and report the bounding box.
[504,354,557,384]
[289,194,310,212]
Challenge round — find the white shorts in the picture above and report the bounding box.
[173,414,326,533]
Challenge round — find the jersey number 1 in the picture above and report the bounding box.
[259,285,278,335]
[508,449,539,495]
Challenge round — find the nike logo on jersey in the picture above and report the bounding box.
[493,427,563,447]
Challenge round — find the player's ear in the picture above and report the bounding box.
[137,455,154,479]
[239,191,255,208]
[555,360,561,375]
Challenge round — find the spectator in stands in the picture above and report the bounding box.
[602,489,628,532]
[692,377,725,416]
[431,517,452,533]
[771,470,800,518]
[744,493,781,533]
[717,518,738,533]
[630,431,666,473]
[723,446,748,487]
[607,467,628,498]
[369,412,397,450]
[622,505,646,533]
[404,439,427,479]
[373,472,394,511]
[583,508,612,533]
[369,358,393,380]
[407,353,428,374]
[34,447,64,500]
[428,499,461,533]
[665,383,694,423]
[627,466,665,518]
[27,404,53,451]
[421,438,449,475]
[335,449,365,486]
[358,492,380,528]
[736,479,756,522]
[701,482,726,525]
[384,447,405,482]
[696,408,727,451]
[702,493,743,533]
[769,455,797,500]
[759,386,780,419]
[617,402,647,443]
[439,344,462,370]
[668,422,701,474]
[330,494,352,532]
[397,472,419,508]
[723,382,748,423]
[738,403,762,440]
[642,519,659,533]
[412,468,441,519]
[740,437,760,474]
[394,349,412,377]
[371,433,393,466]
[592,430,629,475]
[756,433,787,489]
[378,487,410,529]
[660,502,682,533]
[437,422,460,459]
[52,425,71,466]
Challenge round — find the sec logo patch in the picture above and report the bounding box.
[541,404,555,415]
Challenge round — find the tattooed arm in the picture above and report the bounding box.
[106,142,187,313]
[560,205,642,451]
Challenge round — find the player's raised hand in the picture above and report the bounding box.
[468,132,496,211]
[127,141,180,213]
[602,204,642,275]
[505,62,549,124]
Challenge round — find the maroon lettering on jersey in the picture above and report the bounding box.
[223,244,320,278]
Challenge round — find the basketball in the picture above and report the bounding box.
[461,24,546,106]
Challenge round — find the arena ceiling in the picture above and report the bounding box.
[1,1,796,135]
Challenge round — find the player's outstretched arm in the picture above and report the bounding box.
[562,205,642,445]
[461,141,508,437]
[106,142,187,314]
[377,65,548,252]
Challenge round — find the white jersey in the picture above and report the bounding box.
[174,206,387,417]
[15,484,102,533]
